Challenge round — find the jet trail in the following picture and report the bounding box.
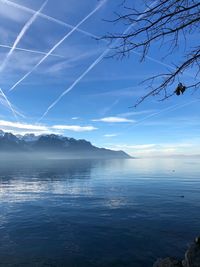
[129,99,200,129]
[38,2,158,121]
[114,99,200,138]
[0,44,64,58]
[0,88,19,121]
[9,0,107,92]
[1,0,191,79]
[37,49,110,122]
[1,0,101,43]
[0,97,26,118]
[0,0,48,73]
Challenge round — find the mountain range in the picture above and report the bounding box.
[0,130,131,159]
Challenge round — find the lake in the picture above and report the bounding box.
[0,158,200,267]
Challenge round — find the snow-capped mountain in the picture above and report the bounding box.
[0,130,131,159]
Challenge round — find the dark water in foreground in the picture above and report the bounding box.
[0,158,200,267]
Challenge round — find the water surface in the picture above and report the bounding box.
[0,158,200,267]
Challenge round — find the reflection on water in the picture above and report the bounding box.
[0,158,200,267]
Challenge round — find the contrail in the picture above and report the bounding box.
[0,88,19,121]
[38,0,193,121]
[0,97,26,118]
[116,99,200,138]
[0,0,48,73]
[1,0,192,80]
[0,44,64,58]
[1,0,193,79]
[9,0,107,92]
[129,99,200,128]
[37,49,110,122]
[0,0,100,40]
[38,2,158,122]
[4,0,192,124]
[107,99,200,138]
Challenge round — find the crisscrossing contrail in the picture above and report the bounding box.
[0,0,48,73]
[9,0,107,92]
[1,0,193,79]
[3,0,192,91]
[38,1,158,122]
[0,0,100,40]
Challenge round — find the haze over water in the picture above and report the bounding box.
[0,158,200,267]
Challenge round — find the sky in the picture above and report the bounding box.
[0,0,199,157]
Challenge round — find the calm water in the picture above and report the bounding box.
[0,158,200,267]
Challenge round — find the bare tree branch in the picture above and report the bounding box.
[102,0,200,105]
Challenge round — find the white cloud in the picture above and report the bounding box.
[0,120,97,134]
[104,134,118,137]
[0,120,55,135]
[0,120,47,131]
[52,125,97,132]
[92,117,135,123]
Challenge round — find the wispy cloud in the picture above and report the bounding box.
[52,125,97,132]
[118,110,156,118]
[44,48,104,75]
[104,133,118,137]
[1,46,103,78]
[92,117,135,123]
[0,0,48,72]
[9,0,107,91]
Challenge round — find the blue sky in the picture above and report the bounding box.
[0,0,199,157]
